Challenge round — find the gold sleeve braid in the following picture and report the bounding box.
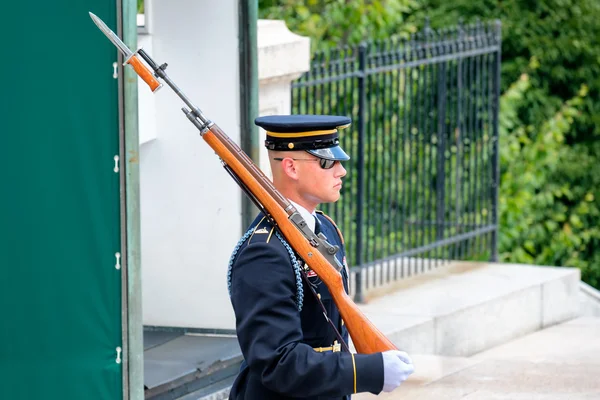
[351,353,357,393]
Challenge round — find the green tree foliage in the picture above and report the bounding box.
[259,0,418,51]
[499,74,599,287]
[413,0,600,139]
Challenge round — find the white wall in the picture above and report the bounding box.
[256,20,311,176]
[137,6,311,331]
[138,0,240,330]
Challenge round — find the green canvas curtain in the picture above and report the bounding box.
[0,1,123,399]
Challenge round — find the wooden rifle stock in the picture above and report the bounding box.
[204,123,397,354]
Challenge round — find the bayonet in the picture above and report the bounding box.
[89,12,162,92]
[89,11,212,130]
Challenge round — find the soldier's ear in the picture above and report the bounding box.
[281,157,300,180]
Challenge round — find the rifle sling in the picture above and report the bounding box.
[300,267,351,353]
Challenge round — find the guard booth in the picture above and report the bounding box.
[0,1,141,399]
[0,0,258,398]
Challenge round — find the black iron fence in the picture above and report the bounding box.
[291,20,502,301]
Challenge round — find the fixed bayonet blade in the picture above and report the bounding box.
[89,11,163,92]
[89,12,133,58]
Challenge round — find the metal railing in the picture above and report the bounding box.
[291,20,502,301]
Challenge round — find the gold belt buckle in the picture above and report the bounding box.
[313,340,342,353]
[332,340,341,352]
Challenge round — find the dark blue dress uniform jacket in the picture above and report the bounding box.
[228,212,384,400]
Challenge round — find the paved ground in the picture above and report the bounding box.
[355,317,600,399]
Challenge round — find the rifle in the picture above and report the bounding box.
[89,12,397,354]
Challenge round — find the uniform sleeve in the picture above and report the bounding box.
[230,241,384,397]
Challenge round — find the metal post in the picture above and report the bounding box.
[436,36,447,264]
[454,21,464,261]
[354,43,367,303]
[239,0,259,230]
[121,0,143,399]
[490,20,502,262]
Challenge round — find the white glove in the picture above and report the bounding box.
[381,350,415,392]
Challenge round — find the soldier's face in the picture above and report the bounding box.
[297,154,347,204]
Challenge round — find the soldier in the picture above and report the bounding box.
[227,115,414,399]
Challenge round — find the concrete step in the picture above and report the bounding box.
[355,317,600,399]
[580,281,600,317]
[175,375,234,400]
[355,262,580,356]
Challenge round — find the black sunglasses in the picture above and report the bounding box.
[273,157,338,170]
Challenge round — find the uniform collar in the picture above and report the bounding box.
[289,200,317,233]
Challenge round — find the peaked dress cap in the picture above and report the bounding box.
[255,114,351,161]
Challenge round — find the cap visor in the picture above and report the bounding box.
[306,145,350,161]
